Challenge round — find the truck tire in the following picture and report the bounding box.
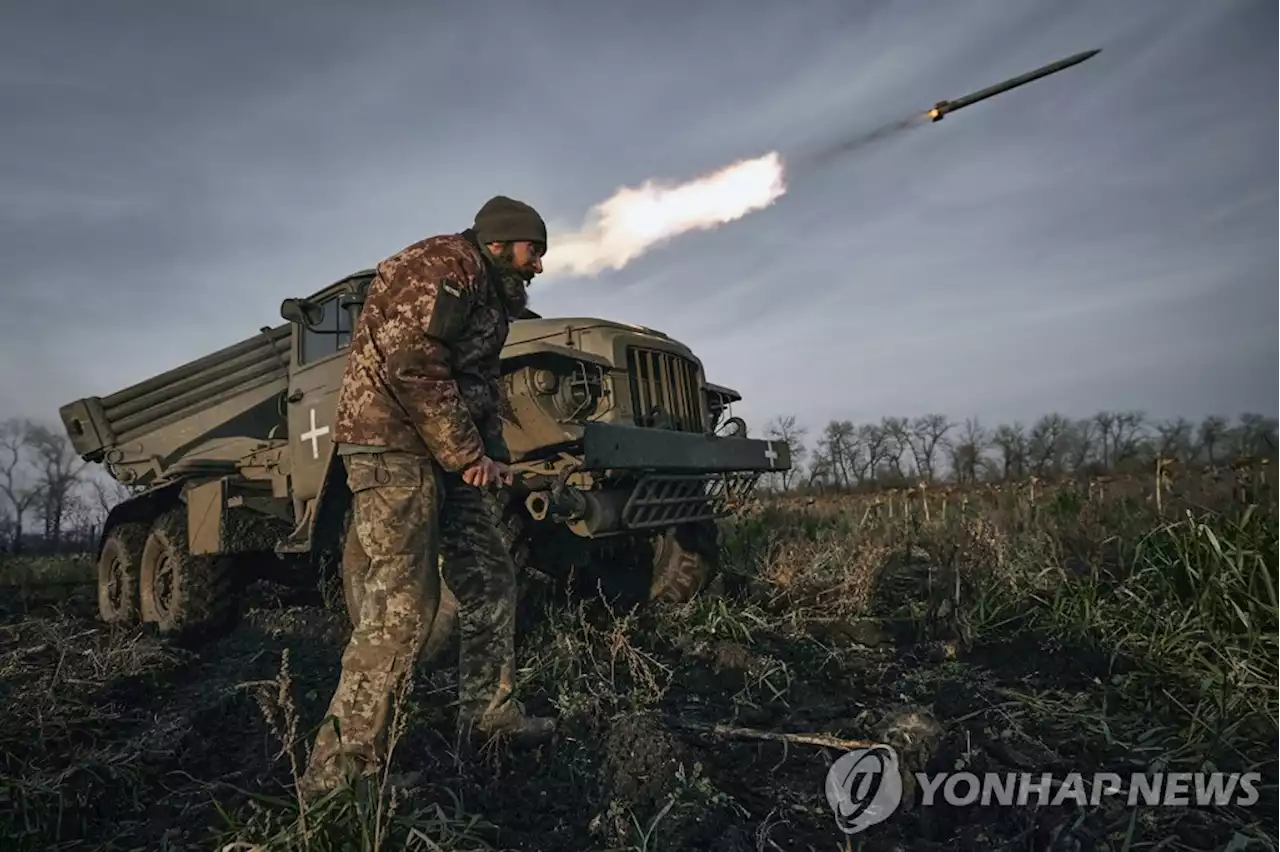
[335,508,459,663]
[419,566,459,664]
[337,540,460,667]
[500,494,560,634]
[649,520,720,603]
[139,508,239,643]
[97,521,148,626]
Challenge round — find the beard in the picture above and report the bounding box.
[487,241,532,317]
[494,267,530,316]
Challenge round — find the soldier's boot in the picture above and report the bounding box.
[298,748,374,802]
[300,755,424,801]
[478,702,558,742]
[301,708,424,801]
[456,664,556,748]
[458,702,557,749]
[439,480,554,748]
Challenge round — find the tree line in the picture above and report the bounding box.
[2,408,1276,553]
[759,410,1279,492]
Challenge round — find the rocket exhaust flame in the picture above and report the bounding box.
[537,49,1097,281]
[541,152,787,279]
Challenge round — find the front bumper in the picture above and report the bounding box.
[620,471,762,530]
[579,422,792,473]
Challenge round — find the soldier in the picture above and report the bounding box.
[300,196,556,796]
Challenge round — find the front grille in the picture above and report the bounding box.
[626,347,704,432]
[622,472,761,529]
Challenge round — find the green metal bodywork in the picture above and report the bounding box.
[59,266,790,562]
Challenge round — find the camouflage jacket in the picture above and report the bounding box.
[332,232,515,471]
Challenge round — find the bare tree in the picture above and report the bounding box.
[907,413,954,482]
[762,415,808,491]
[1235,413,1279,459]
[880,417,912,481]
[858,423,890,484]
[0,503,14,551]
[59,487,98,550]
[1065,418,1099,474]
[805,455,831,490]
[991,423,1027,481]
[0,418,40,553]
[1028,412,1072,477]
[1111,411,1148,467]
[1155,417,1195,463]
[26,423,87,548]
[1093,411,1117,470]
[1196,415,1229,466]
[815,420,855,489]
[765,407,1266,495]
[949,418,988,486]
[85,474,134,524]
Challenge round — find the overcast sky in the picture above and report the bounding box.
[2,0,1275,444]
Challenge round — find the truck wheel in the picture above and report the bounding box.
[139,508,239,643]
[649,520,721,603]
[336,507,461,663]
[420,563,459,664]
[97,521,148,626]
[499,494,556,634]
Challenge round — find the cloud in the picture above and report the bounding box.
[0,0,1274,447]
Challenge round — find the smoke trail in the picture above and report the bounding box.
[798,111,930,168]
[541,152,787,279]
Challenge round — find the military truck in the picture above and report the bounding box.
[59,267,790,645]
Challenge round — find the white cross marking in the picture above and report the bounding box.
[301,408,330,459]
[764,441,779,468]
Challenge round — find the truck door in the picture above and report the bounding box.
[286,292,353,509]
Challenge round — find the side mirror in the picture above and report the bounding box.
[280,297,325,327]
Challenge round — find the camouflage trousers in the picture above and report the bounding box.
[303,450,518,790]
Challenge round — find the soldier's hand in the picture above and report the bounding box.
[462,455,512,488]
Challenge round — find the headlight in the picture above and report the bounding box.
[527,360,605,420]
[533,369,558,394]
[556,361,604,418]
[717,416,747,438]
[705,388,739,432]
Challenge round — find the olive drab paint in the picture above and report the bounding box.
[56,242,792,644]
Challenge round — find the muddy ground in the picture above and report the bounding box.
[1,547,1274,852]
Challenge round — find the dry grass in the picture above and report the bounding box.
[0,460,1275,851]
[0,554,94,607]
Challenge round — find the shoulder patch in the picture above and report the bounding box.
[424,277,469,342]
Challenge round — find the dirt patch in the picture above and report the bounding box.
[589,710,692,842]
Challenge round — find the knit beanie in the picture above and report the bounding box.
[473,196,547,245]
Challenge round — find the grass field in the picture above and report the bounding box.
[0,465,1275,851]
